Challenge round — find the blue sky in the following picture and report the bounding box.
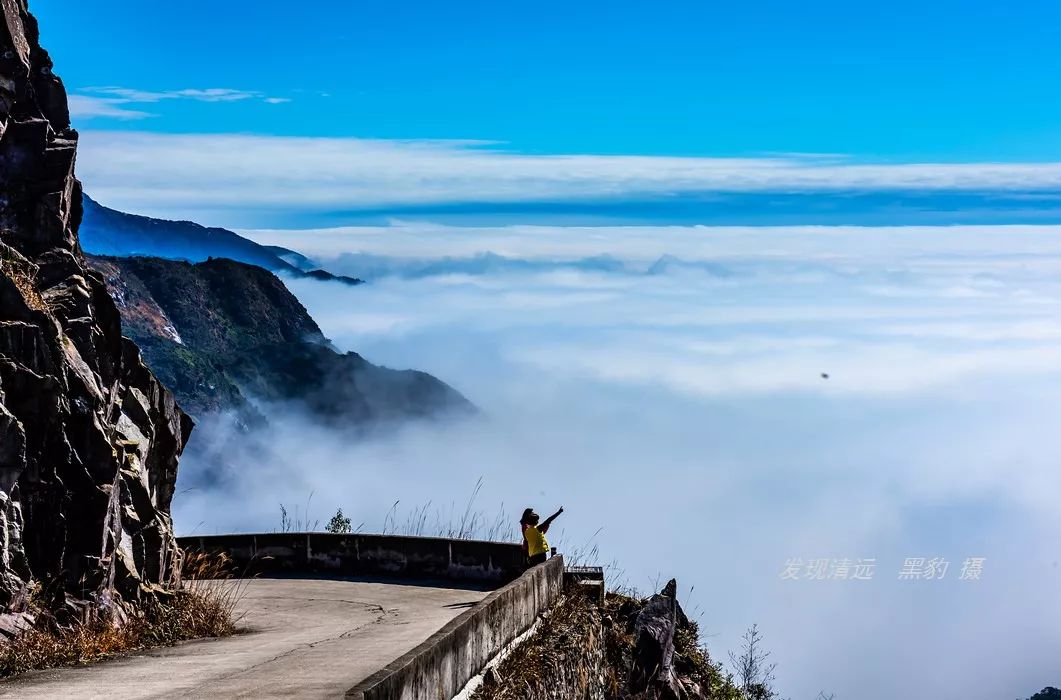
[34,0,1061,160]
[29,0,1061,226]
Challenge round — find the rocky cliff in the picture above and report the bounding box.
[0,1,189,614]
[85,255,472,425]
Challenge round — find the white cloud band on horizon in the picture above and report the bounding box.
[243,220,1061,261]
[74,130,1061,224]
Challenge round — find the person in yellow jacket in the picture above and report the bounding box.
[520,506,563,566]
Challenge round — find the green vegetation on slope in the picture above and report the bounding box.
[86,255,471,423]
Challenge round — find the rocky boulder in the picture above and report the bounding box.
[629,578,686,698]
[0,0,191,613]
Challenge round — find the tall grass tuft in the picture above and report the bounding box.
[377,477,516,542]
[286,478,518,542]
[180,550,252,631]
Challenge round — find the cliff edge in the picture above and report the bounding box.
[0,0,190,614]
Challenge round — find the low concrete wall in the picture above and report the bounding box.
[176,533,524,583]
[347,555,565,700]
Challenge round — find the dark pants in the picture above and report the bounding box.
[527,552,547,567]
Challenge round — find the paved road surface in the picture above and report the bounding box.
[0,577,488,699]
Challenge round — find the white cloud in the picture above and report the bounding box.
[67,94,154,120]
[175,223,1061,699]
[83,87,270,103]
[68,88,291,122]
[74,130,1061,223]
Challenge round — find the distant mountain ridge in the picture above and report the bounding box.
[80,195,362,286]
[86,255,472,426]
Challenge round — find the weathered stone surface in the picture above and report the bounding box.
[0,0,190,611]
[629,578,685,698]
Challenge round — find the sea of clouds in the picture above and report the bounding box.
[174,223,1061,699]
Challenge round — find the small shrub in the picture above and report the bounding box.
[326,508,352,534]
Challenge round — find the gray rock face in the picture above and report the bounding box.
[0,0,191,610]
[629,578,685,698]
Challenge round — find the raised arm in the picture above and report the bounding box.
[540,506,564,533]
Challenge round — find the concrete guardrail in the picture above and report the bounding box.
[176,532,525,583]
[347,555,565,700]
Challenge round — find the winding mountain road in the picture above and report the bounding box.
[0,577,489,699]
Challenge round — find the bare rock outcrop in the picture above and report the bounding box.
[0,0,191,613]
[629,578,685,698]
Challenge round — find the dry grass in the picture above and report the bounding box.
[180,551,252,630]
[296,478,518,542]
[0,553,244,679]
[0,254,47,312]
[473,592,602,700]
[475,589,745,700]
[0,591,236,677]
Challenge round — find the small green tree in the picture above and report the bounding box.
[1029,689,1061,700]
[326,508,352,534]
